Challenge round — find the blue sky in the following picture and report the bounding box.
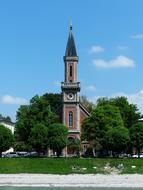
[0,0,143,121]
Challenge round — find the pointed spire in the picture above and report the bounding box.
[65,22,77,57]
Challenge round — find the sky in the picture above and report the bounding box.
[0,0,143,121]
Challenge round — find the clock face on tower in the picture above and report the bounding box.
[67,93,74,100]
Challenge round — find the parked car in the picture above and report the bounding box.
[132,154,138,158]
[132,154,143,158]
[4,152,19,158]
[24,151,38,157]
[16,151,28,157]
[2,153,7,157]
[119,153,131,158]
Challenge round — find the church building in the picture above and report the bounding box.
[61,24,90,155]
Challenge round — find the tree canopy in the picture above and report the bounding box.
[29,123,48,154]
[48,123,68,157]
[104,126,130,155]
[82,96,140,156]
[96,96,141,128]
[130,122,143,157]
[0,125,14,157]
[42,93,62,121]
[110,96,140,129]
[15,94,60,151]
[0,114,11,122]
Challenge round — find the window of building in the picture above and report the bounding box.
[70,66,72,77]
[69,111,73,127]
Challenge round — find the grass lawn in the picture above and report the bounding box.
[0,158,143,174]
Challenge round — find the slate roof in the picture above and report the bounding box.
[65,24,77,57]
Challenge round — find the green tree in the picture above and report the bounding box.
[91,103,124,129]
[0,114,11,122]
[29,95,59,125]
[96,97,141,128]
[130,123,143,157]
[82,118,102,155]
[15,105,31,143]
[82,96,141,156]
[14,141,29,151]
[43,93,62,121]
[110,97,141,129]
[96,96,141,154]
[15,94,59,150]
[48,123,68,157]
[67,138,81,157]
[104,126,130,156]
[29,123,48,155]
[0,125,14,157]
[82,103,124,155]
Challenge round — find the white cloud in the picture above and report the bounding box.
[112,91,143,113]
[89,96,103,104]
[89,90,143,113]
[89,45,105,54]
[92,55,135,69]
[1,95,28,105]
[131,34,143,39]
[85,85,96,92]
[53,81,61,87]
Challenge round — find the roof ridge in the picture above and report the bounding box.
[79,103,91,117]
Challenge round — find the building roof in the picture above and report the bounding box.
[0,119,15,126]
[79,104,91,117]
[65,24,77,57]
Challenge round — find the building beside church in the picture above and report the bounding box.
[61,24,90,156]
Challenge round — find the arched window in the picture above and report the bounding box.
[69,111,73,127]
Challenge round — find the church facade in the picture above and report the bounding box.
[61,24,90,155]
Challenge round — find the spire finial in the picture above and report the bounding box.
[70,18,72,30]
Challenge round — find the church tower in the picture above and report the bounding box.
[61,23,80,140]
[61,23,90,155]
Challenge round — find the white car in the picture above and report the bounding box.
[4,152,19,158]
[132,154,143,158]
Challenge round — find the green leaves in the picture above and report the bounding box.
[29,123,48,153]
[48,123,68,157]
[105,127,130,153]
[15,93,61,152]
[0,114,11,122]
[0,125,14,156]
[82,96,140,156]
[130,123,143,155]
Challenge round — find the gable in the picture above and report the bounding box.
[79,104,90,125]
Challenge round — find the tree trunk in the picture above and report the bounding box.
[56,149,61,157]
[110,150,113,157]
[138,148,140,158]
